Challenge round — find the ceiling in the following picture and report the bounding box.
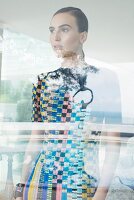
[0,0,134,63]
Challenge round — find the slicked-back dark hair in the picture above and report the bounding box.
[53,7,88,33]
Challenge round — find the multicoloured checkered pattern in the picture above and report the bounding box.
[24,73,98,200]
[32,77,82,123]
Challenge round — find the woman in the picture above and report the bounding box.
[15,7,122,200]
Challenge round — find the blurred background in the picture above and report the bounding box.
[0,1,134,199]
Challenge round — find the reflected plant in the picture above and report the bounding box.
[16,82,32,122]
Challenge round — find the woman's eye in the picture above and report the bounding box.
[61,28,69,33]
[49,29,54,33]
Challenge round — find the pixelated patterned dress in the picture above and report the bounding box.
[24,66,100,200]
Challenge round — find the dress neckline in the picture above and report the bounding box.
[59,64,90,71]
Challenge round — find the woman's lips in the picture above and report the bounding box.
[53,45,63,50]
[53,46,63,58]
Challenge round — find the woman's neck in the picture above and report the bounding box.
[61,52,85,68]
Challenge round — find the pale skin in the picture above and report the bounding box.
[16,12,120,200]
[49,12,88,67]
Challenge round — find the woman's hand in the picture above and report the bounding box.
[92,187,108,200]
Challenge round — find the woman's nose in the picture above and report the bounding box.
[54,31,61,41]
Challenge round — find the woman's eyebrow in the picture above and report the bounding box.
[59,24,72,28]
[49,24,72,30]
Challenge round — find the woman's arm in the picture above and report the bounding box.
[15,129,44,200]
[21,129,44,183]
[15,76,45,199]
[93,131,120,200]
[93,68,122,200]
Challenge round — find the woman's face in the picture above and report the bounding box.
[49,12,86,58]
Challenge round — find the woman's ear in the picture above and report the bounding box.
[80,31,88,44]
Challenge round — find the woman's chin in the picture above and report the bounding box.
[54,50,64,58]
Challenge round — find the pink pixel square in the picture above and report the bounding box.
[66,113,71,117]
[67,105,72,109]
[57,175,62,179]
[59,157,64,162]
[52,179,57,183]
[61,117,66,122]
[62,109,67,113]
[64,101,69,105]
